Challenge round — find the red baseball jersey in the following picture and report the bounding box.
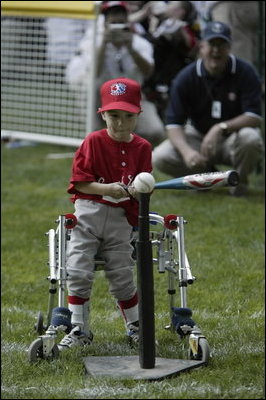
[68,129,152,226]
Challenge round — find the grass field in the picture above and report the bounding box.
[1,142,265,399]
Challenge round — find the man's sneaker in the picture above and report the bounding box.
[127,321,139,344]
[58,325,93,351]
[229,183,248,197]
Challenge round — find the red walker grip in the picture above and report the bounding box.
[164,214,178,230]
[64,213,77,229]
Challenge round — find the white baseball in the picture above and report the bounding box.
[134,172,155,193]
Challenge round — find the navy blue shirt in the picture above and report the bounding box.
[166,55,262,135]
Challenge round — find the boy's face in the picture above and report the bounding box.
[101,109,139,142]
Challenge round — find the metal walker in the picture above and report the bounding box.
[28,212,210,363]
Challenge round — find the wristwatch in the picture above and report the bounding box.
[219,122,230,137]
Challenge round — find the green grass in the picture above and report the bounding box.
[1,142,265,399]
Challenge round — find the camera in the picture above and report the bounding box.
[108,23,130,32]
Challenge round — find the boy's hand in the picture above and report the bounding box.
[106,183,129,199]
[127,185,138,199]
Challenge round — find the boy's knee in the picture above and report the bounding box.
[66,266,94,295]
[105,267,136,300]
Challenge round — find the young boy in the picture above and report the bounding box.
[58,77,153,350]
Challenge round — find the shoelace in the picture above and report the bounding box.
[130,333,139,343]
[128,328,139,343]
[60,334,78,346]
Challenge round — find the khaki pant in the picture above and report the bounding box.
[152,125,264,184]
[66,200,136,301]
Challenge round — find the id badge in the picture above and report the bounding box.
[211,101,222,119]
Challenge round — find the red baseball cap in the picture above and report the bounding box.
[98,77,142,114]
[101,1,128,14]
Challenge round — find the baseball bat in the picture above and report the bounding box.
[154,170,239,190]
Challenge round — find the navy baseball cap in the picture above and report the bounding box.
[202,21,232,43]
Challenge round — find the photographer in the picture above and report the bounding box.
[97,4,153,78]
[66,1,165,147]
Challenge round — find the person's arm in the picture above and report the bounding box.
[128,1,155,23]
[65,28,93,87]
[119,30,154,77]
[167,125,207,169]
[127,44,154,77]
[74,181,128,199]
[96,29,110,76]
[220,113,261,132]
[167,125,192,157]
[97,28,153,77]
[201,114,262,158]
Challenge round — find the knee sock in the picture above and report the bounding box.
[68,295,90,334]
[117,292,138,330]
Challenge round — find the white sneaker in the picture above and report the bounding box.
[58,325,93,351]
[127,321,139,344]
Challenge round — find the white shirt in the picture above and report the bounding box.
[65,23,154,90]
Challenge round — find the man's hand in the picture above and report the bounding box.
[167,125,207,171]
[183,148,207,170]
[201,124,223,158]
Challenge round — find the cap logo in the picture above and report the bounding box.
[212,22,224,33]
[110,82,126,96]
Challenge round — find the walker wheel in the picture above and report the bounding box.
[34,311,45,335]
[189,337,210,364]
[28,338,59,362]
